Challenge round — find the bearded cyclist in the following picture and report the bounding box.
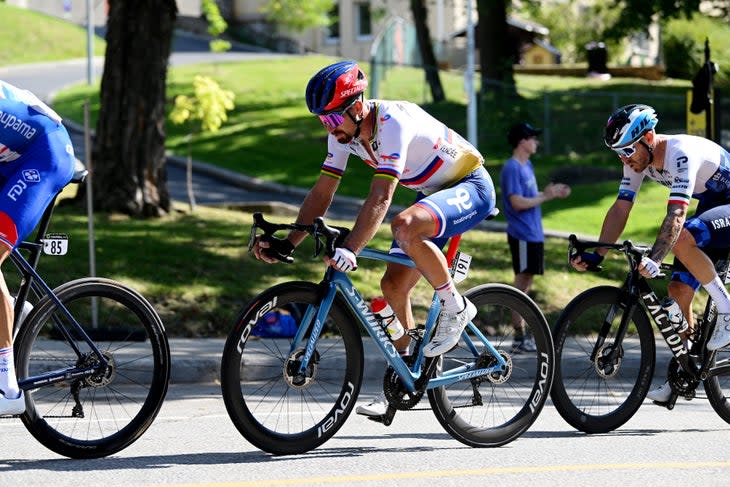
[570,104,730,405]
[251,60,496,417]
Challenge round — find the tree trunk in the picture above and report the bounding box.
[410,0,444,103]
[91,0,177,217]
[477,0,517,97]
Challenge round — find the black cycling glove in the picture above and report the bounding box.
[578,251,604,270]
[261,236,295,263]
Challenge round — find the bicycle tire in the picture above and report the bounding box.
[427,284,554,447]
[550,286,655,433]
[14,277,170,459]
[221,281,364,455]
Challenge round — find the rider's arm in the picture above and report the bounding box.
[341,176,398,254]
[288,174,340,246]
[648,204,688,263]
[596,199,633,257]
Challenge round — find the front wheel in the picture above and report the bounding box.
[15,278,170,459]
[221,282,364,455]
[428,284,554,447]
[550,286,655,434]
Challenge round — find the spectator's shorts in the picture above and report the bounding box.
[508,234,544,275]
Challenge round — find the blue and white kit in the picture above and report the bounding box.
[617,134,730,288]
[0,80,75,249]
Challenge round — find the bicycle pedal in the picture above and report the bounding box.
[367,406,397,426]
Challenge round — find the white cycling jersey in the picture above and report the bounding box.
[321,100,483,194]
[619,134,730,205]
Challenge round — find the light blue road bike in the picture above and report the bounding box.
[221,213,553,454]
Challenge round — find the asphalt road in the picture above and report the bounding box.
[4,383,730,486]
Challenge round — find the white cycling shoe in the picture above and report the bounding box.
[646,382,673,403]
[423,298,476,357]
[708,313,730,351]
[355,392,388,417]
[0,391,25,416]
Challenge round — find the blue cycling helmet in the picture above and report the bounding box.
[604,104,658,149]
[305,61,368,115]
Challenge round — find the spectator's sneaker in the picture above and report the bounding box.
[355,392,388,417]
[0,391,24,416]
[708,313,730,351]
[646,381,673,403]
[423,298,476,357]
[511,335,537,354]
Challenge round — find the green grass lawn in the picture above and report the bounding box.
[38,197,677,338]
[0,3,105,66]
[46,54,705,337]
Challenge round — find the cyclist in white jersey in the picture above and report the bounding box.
[251,61,496,417]
[571,104,730,404]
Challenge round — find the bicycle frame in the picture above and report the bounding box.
[8,176,109,391]
[594,251,730,383]
[289,245,508,394]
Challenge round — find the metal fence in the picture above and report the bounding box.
[476,88,730,157]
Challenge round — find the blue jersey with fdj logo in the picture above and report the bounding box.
[0,80,75,249]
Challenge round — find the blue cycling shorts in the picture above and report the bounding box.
[389,166,496,255]
[0,123,75,250]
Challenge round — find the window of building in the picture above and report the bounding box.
[326,3,340,42]
[355,2,372,40]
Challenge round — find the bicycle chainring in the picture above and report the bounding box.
[284,348,320,389]
[594,343,623,379]
[667,358,698,398]
[383,365,424,410]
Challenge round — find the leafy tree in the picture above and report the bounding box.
[169,76,235,211]
[477,0,515,97]
[411,0,444,102]
[202,0,231,53]
[90,0,177,217]
[263,0,336,33]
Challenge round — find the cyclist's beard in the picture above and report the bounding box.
[333,128,355,144]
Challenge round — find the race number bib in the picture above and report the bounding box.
[42,233,69,256]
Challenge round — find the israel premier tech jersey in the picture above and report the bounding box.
[618,134,730,206]
[0,80,75,249]
[321,100,484,194]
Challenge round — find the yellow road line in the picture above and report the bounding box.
[158,461,730,486]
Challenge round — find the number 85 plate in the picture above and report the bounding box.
[42,233,69,256]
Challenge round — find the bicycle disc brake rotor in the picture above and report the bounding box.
[78,351,117,387]
[481,350,512,384]
[383,365,424,410]
[594,343,623,379]
[284,348,320,389]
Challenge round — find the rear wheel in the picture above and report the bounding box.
[550,286,655,433]
[15,278,170,459]
[428,284,553,447]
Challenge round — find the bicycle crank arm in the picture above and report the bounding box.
[367,405,397,426]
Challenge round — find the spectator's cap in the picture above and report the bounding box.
[508,122,543,147]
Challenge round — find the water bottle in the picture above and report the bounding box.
[661,297,689,334]
[371,297,405,340]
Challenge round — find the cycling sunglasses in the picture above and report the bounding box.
[612,143,637,158]
[318,112,346,130]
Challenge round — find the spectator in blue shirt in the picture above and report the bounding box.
[500,122,570,352]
